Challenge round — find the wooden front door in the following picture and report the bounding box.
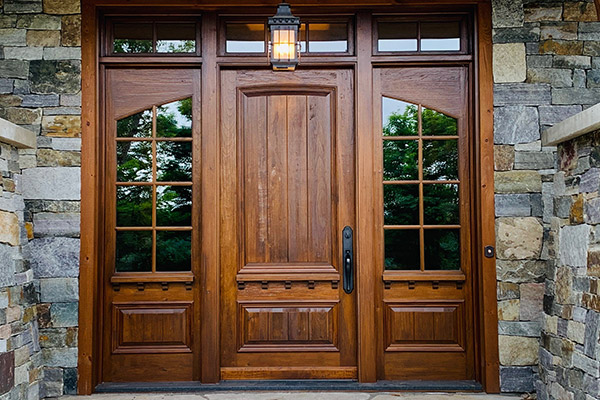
[219,69,358,380]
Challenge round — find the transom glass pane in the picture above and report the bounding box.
[226,23,266,53]
[421,22,461,51]
[308,23,348,53]
[377,22,417,52]
[113,23,153,53]
[156,23,196,53]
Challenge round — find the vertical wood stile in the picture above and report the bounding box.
[356,11,377,382]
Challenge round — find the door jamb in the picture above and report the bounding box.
[78,0,498,393]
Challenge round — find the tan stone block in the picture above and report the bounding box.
[6,306,21,323]
[499,335,539,366]
[545,315,558,335]
[493,43,526,83]
[540,40,584,56]
[494,145,514,171]
[525,7,563,22]
[0,94,22,107]
[567,321,585,344]
[61,15,80,46]
[0,324,11,340]
[496,217,543,260]
[495,170,542,193]
[42,115,81,137]
[0,210,19,246]
[498,299,520,321]
[25,222,34,240]
[3,178,15,192]
[14,345,30,367]
[570,194,584,224]
[26,30,61,47]
[36,148,81,167]
[0,107,42,125]
[556,267,574,305]
[564,2,598,21]
[43,0,80,14]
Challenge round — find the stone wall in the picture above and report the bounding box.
[0,132,40,400]
[536,130,600,400]
[0,0,81,397]
[492,0,600,393]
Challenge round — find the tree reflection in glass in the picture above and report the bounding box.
[385,230,420,270]
[157,231,191,271]
[116,186,152,227]
[425,229,460,270]
[116,231,152,272]
[117,141,152,182]
[157,186,192,226]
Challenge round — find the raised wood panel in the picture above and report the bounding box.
[112,302,192,353]
[241,89,335,267]
[238,301,338,352]
[384,301,464,352]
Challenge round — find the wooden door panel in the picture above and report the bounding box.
[102,68,201,382]
[374,67,475,381]
[220,69,356,379]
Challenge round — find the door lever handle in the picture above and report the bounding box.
[342,226,354,294]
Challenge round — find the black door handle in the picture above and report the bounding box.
[342,226,353,294]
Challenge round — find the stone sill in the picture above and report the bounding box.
[0,117,36,149]
[542,103,600,147]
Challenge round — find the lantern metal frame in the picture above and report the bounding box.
[268,2,301,71]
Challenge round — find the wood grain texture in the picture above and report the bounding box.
[476,1,500,393]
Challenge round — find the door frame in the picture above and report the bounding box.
[79,0,498,393]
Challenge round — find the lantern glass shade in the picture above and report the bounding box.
[268,2,301,71]
[271,28,298,69]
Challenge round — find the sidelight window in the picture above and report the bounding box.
[382,97,461,271]
[115,99,193,273]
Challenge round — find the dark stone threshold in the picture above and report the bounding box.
[96,380,483,393]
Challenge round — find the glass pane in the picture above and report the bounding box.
[157,142,192,182]
[157,185,192,227]
[423,140,459,181]
[157,99,192,137]
[299,23,307,52]
[384,184,419,226]
[424,184,459,225]
[116,231,152,272]
[226,23,265,53]
[424,229,460,270]
[422,107,457,136]
[382,98,418,136]
[308,23,348,52]
[117,141,152,182]
[116,186,152,227]
[156,23,196,53]
[385,229,420,270]
[383,140,418,181]
[377,22,418,52]
[117,110,152,138]
[113,23,153,53]
[421,22,461,51]
[157,231,191,271]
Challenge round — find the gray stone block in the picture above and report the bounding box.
[23,237,79,278]
[552,88,600,105]
[499,321,542,337]
[63,368,77,395]
[42,348,77,368]
[579,23,600,41]
[588,70,600,88]
[553,55,592,69]
[0,28,26,46]
[51,138,80,151]
[3,46,42,61]
[492,0,524,28]
[0,244,17,288]
[531,193,543,217]
[42,47,81,61]
[29,60,80,94]
[494,106,540,144]
[514,151,555,170]
[0,60,29,79]
[495,194,531,216]
[584,311,599,359]
[22,167,80,200]
[32,212,80,237]
[20,94,59,107]
[0,79,13,94]
[585,198,600,224]
[500,366,535,392]
[3,0,42,14]
[584,42,600,57]
[494,83,551,106]
[50,302,77,327]
[527,55,553,68]
[560,225,591,268]
[527,68,573,88]
[497,260,546,283]
[554,195,572,219]
[39,278,78,302]
[572,352,599,377]
[583,373,600,397]
[493,24,540,44]
[540,21,577,41]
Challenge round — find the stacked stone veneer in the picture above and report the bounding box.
[536,130,600,400]
[0,135,41,400]
[0,0,81,398]
[492,0,600,393]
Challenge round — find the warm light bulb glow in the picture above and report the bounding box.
[272,29,297,61]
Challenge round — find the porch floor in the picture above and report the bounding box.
[62,393,523,399]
